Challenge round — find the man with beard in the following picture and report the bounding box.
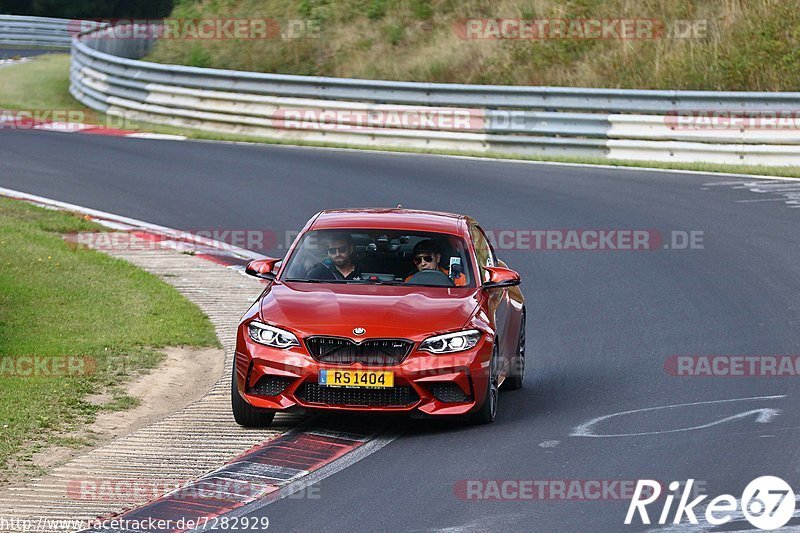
[306,233,362,280]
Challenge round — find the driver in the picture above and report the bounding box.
[306,233,362,280]
[405,239,467,286]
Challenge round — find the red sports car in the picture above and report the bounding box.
[232,208,526,425]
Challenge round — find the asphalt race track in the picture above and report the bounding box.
[1,130,799,532]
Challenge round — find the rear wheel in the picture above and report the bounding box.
[471,344,499,424]
[502,311,526,391]
[231,360,276,427]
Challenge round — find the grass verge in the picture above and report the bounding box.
[0,55,78,111]
[0,197,219,481]
[147,0,800,91]
[2,54,799,179]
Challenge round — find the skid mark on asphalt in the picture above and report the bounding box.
[704,179,800,208]
[571,395,786,438]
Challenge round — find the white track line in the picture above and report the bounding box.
[1,186,405,528]
[0,186,263,261]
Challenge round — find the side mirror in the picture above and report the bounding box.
[245,257,280,280]
[482,266,520,289]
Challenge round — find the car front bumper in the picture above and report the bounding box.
[234,329,493,416]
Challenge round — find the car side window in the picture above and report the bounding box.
[470,224,494,282]
[483,228,498,265]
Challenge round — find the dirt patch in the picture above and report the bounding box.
[22,345,225,476]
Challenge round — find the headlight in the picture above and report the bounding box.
[419,329,482,354]
[248,321,299,349]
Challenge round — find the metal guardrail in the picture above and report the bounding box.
[0,14,75,50]
[3,15,797,166]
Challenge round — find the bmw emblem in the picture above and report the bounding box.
[353,327,366,336]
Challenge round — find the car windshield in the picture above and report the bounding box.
[280,229,475,288]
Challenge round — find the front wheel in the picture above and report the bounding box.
[471,344,499,424]
[231,361,276,427]
[502,311,526,391]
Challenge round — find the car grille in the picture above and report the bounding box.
[305,336,413,366]
[297,382,419,407]
[247,375,294,396]
[428,382,470,403]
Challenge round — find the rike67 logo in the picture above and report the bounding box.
[625,477,796,530]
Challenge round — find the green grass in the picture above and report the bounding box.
[0,55,81,111]
[144,0,800,91]
[0,198,218,480]
[2,53,799,181]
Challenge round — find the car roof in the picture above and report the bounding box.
[310,208,466,235]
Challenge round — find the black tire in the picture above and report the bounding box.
[231,362,276,427]
[502,311,526,391]
[471,344,499,424]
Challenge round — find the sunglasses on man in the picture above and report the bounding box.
[327,245,349,255]
[413,254,435,265]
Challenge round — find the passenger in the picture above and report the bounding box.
[405,239,467,286]
[306,233,362,280]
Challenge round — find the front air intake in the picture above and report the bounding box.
[305,336,413,365]
[247,375,294,396]
[428,382,470,403]
[297,382,418,407]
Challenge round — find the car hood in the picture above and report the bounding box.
[259,282,481,340]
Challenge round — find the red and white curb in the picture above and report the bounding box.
[0,187,399,532]
[0,57,32,68]
[32,121,186,140]
[81,421,396,533]
[0,186,258,268]
[0,113,186,140]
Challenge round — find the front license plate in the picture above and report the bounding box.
[318,369,394,388]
